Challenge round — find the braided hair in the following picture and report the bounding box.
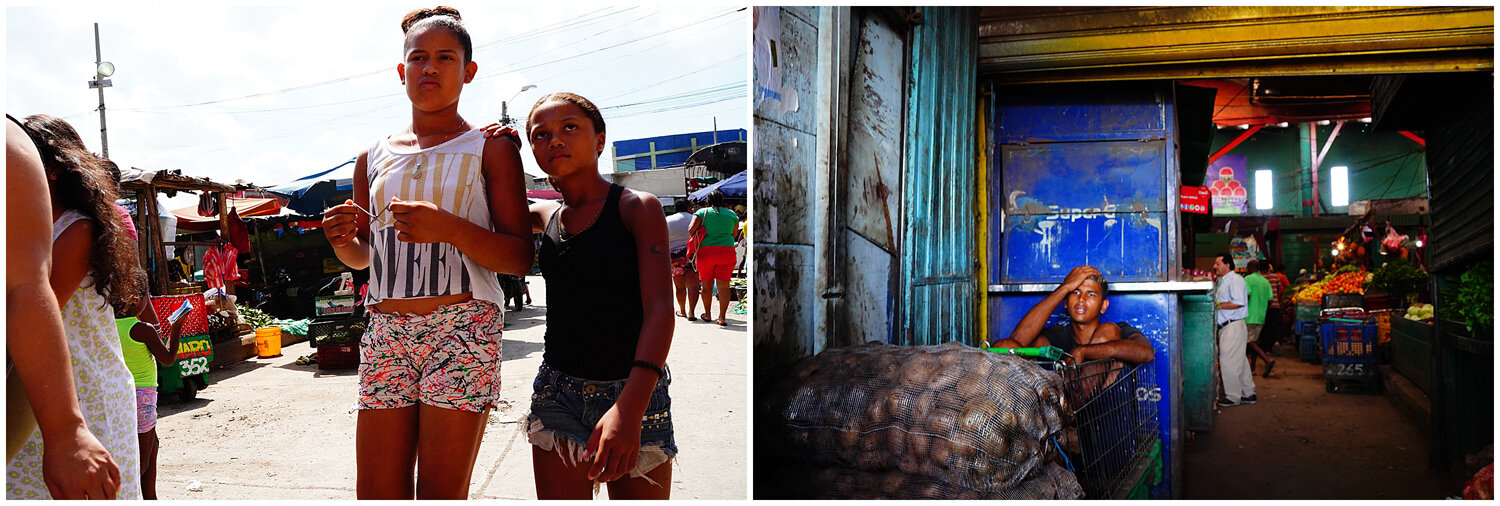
[23,114,142,308]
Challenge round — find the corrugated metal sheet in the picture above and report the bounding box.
[900,7,978,346]
[1426,82,1492,272]
[976,6,1493,84]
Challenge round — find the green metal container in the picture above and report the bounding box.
[1390,317,1433,395]
[158,333,213,403]
[1181,294,1217,433]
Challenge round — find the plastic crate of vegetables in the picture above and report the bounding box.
[307,316,368,348]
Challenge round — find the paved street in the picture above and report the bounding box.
[154,275,748,500]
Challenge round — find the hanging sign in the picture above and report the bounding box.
[1181,186,1210,214]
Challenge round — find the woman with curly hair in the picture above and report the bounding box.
[7,114,144,500]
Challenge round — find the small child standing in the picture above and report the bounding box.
[114,276,188,500]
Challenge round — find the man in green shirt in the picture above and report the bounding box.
[1244,260,1277,377]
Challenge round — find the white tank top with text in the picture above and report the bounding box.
[364,129,505,310]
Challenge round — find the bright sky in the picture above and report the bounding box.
[6,3,748,211]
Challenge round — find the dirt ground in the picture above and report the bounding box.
[1182,345,1459,499]
[149,275,748,500]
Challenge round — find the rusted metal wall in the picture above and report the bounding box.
[977,6,1493,84]
[754,6,821,367]
[834,10,907,347]
[900,7,978,346]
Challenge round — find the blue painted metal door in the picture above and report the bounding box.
[987,81,1183,499]
[901,7,978,346]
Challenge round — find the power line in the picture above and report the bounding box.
[112,7,649,113]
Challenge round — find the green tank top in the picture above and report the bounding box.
[115,317,157,387]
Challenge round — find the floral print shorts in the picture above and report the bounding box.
[358,299,502,413]
[135,387,157,433]
[670,247,696,277]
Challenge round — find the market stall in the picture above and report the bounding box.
[120,169,246,401]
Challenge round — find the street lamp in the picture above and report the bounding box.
[499,84,537,128]
[87,23,114,158]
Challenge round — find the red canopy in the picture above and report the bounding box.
[172,197,282,233]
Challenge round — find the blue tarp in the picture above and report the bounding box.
[266,158,356,215]
[688,170,747,201]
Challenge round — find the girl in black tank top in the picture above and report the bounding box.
[523,93,677,498]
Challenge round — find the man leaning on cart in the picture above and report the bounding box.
[990,265,1156,364]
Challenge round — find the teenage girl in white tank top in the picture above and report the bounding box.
[319,6,533,499]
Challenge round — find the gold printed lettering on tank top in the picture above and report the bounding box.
[411,154,430,206]
[452,153,475,217]
[369,160,396,226]
[430,152,448,212]
[397,158,415,212]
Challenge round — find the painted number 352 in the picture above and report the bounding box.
[1135,386,1162,402]
[179,357,209,377]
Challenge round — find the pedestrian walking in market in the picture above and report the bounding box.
[6,115,125,500]
[319,6,535,499]
[688,190,741,326]
[8,114,144,500]
[522,92,678,499]
[1213,253,1257,407]
[665,200,702,321]
[1245,260,1279,377]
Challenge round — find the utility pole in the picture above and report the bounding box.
[87,23,115,158]
[499,84,537,128]
[712,116,718,144]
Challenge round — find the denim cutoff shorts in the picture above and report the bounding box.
[526,361,677,480]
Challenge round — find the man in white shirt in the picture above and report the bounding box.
[1214,253,1256,406]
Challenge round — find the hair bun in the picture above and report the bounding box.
[401,6,463,34]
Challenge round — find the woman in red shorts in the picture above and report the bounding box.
[688,190,741,326]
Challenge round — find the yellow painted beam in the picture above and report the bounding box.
[978,6,1493,82]
[975,92,990,348]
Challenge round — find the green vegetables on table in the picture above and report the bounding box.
[1364,258,1428,304]
[237,305,277,329]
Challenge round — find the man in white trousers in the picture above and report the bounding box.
[1214,253,1257,406]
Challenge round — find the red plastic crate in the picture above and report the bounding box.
[149,294,210,336]
[318,345,359,370]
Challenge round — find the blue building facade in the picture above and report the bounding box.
[612,129,748,172]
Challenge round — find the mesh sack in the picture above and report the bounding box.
[767,341,1071,493]
[795,460,1083,500]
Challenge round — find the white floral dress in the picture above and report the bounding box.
[7,211,141,499]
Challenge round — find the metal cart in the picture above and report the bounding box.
[987,348,1162,499]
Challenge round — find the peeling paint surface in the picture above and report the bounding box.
[996,82,1167,144]
[844,12,905,253]
[752,245,816,366]
[752,8,821,368]
[837,229,892,348]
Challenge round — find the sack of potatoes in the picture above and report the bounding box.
[765,341,1074,497]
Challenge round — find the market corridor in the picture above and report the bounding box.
[1182,347,1453,499]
